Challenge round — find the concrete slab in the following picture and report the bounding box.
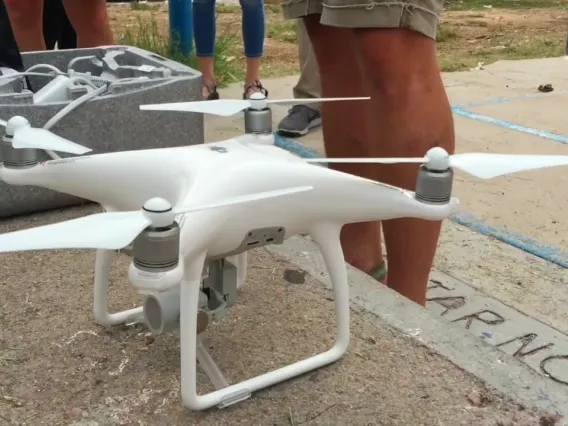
[444,57,568,106]
[435,220,568,338]
[0,205,563,425]
[269,234,568,419]
[469,94,568,135]
[452,116,568,249]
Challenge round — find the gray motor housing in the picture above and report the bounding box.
[414,165,453,205]
[0,46,204,218]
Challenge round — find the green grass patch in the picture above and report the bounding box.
[437,31,565,72]
[121,16,242,86]
[129,1,161,11]
[445,0,568,10]
[266,21,297,43]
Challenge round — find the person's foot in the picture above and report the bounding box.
[243,80,268,99]
[277,105,321,138]
[202,82,219,100]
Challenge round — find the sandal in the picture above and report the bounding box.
[203,83,219,100]
[369,262,388,283]
[243,80,268,99]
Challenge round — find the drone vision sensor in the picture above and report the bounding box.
[2,92,568,411]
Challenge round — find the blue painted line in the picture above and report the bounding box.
[273,131,568,269]
[273,132,322,159]
[452,213,568,269]
[452,107,568,145]
[453,89,568,109]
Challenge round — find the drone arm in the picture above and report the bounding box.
[1,162,98,202]
[321,178,460,225]
[235,252,248,290]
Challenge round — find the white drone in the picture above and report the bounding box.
[1,92,568,412]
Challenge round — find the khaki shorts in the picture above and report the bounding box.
[281,0,444,40]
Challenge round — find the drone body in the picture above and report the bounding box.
[0,133,460,259]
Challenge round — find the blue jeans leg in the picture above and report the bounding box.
[193,0,216,57]
[239,0,265,58]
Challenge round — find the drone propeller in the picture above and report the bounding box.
[0,185,312,253]
[0,116,91,155]
[304,147,568,180]
[139,92,370,117]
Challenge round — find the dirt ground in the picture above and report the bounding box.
[0,205,561,426]
[106,2,568,77]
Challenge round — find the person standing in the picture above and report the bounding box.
[280,0,455,306]
[4,0,113,52]
[193,0,267,100]
[43,0,77,50]
[0,0,23,70]
[277,19,322,137]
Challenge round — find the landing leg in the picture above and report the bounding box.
[93,249,143,326]
[180,224,350,411]
[235,252,248,290]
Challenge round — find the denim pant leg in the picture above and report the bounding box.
[193,0,216,57]
[239,0,265,58]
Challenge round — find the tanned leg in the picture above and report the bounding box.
[62,0,113,47]
[3,0,45,51]
[353,28,455,305]
[303,15,385,278]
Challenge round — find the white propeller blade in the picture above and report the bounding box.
[12,126,92,155]
[449,153,568,179]
[306,157,425,164]
[0,117,92,155]
[0,185,313,253]
[305,153,568,179]
[140,99,250,116]
[139,96,370,117]
[0,211,151,252]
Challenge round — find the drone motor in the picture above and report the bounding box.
[127,198,184,294]
[1,116,38,169]
[132,221,180,273]
[244,106,272,135]
[414,147,454,205]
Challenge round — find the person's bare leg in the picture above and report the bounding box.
[62,0,113,47]
[245,57,260,86]
[303,15,385,278]
[3,0,45,51]
[197,57,216,97]
[354,28,455,305]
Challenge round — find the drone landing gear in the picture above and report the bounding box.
[93,249,144,326]
[91,249,242,391]
[180,224,350,411]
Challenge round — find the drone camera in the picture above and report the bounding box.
[414,164,453,205]
[143,283,210,335]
